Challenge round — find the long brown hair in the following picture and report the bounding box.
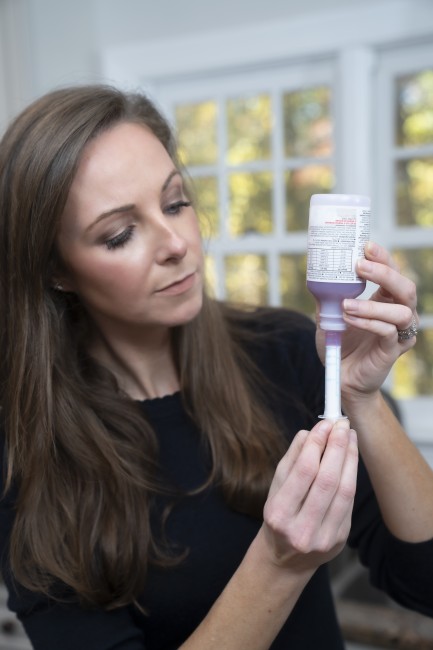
[0,85,287,609]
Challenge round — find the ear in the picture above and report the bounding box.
[50,274,75,294]
[49,256,75,293]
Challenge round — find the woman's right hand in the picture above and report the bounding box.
[181,421,358,650]
[262,418,358,575]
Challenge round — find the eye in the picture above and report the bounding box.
[165,200,191,216]
[105,225,135,250]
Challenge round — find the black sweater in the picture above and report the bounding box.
[1,308,433,649]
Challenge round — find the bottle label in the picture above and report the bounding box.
[306,204,371,283]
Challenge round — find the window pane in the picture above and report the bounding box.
[395,70,433,147]
[192,176,219,239]
[175,101,218,166]
[280,254,316,316]
[225,254,268,305]
[229,171,273,236]
[283,86,333,158]
[393,248,433,313]
[285,165,334,231]
[396,158,433,227]
[393,329,433,397]
[227,94,272,164]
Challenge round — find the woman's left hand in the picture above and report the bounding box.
[316,241,418,403]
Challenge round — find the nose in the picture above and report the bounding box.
[153,216,188,264]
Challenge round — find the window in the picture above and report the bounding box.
[158,61,334,315]
[376,43,433,452]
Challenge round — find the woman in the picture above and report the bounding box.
[0,85,432,650]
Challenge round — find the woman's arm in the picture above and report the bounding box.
[181,418,358,650]
[334,241,433,543]
[344,390,433,542]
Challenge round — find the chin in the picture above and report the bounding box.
[169,293,204,327]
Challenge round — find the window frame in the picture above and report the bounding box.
[375,41,433,447]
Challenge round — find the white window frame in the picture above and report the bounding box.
[375,41,433,453]
[101,0,433,450]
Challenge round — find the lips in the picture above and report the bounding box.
[156,272,196,296]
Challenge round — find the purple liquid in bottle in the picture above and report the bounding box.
[307,280,366,331]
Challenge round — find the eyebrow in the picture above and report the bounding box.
[86,169,182,232]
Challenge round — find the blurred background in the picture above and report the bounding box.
[1,1,433,648]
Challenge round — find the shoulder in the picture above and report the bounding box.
[221,303,324,428]
[222,303,318,364]
[222,302,315,338]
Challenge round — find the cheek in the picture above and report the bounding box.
[65,250,147,295]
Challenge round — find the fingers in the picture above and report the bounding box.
[364,241,399,271]
[341,241,418,349]
[343,298,415,337]
[269,419,354,522]
[356,241,417,313]
[319,428,358,544]
[268,419,333,510]
[263,420,358,568]
[297,421,356,533]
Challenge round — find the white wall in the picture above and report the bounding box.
[26,0,99,96]
[1,0,432,104]
[93,0,380,49]
[22,0,384,98]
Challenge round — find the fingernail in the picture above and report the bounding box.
[316,420,331,433]
[334,419,349,431]
[357,259,373,273]
[343,299,358,312]
[366,241,379,256]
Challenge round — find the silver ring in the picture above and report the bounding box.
[397,315,418,342]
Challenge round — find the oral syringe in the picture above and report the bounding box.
[306,194,371,421]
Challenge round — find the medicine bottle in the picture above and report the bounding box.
[307,193,371,331]
[307,193,371,420]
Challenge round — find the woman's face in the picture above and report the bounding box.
[57,122,204,339]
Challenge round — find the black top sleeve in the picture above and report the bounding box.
[349,455,433,618]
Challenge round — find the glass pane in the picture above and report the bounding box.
[283,86,333,158]
[280,254,316,317]
[227,94,272,164]
[225,254,268,305]
[396,158,433,227]
[204,255,217,297]
[395,70,433,147]
[285,165,334,231]
[229,171,273,236]
[175,101,218,166]
[393,248,433,314]
[192,176,219,239]
[393,329,433,397]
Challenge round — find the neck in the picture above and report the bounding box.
[89,325,180,401]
